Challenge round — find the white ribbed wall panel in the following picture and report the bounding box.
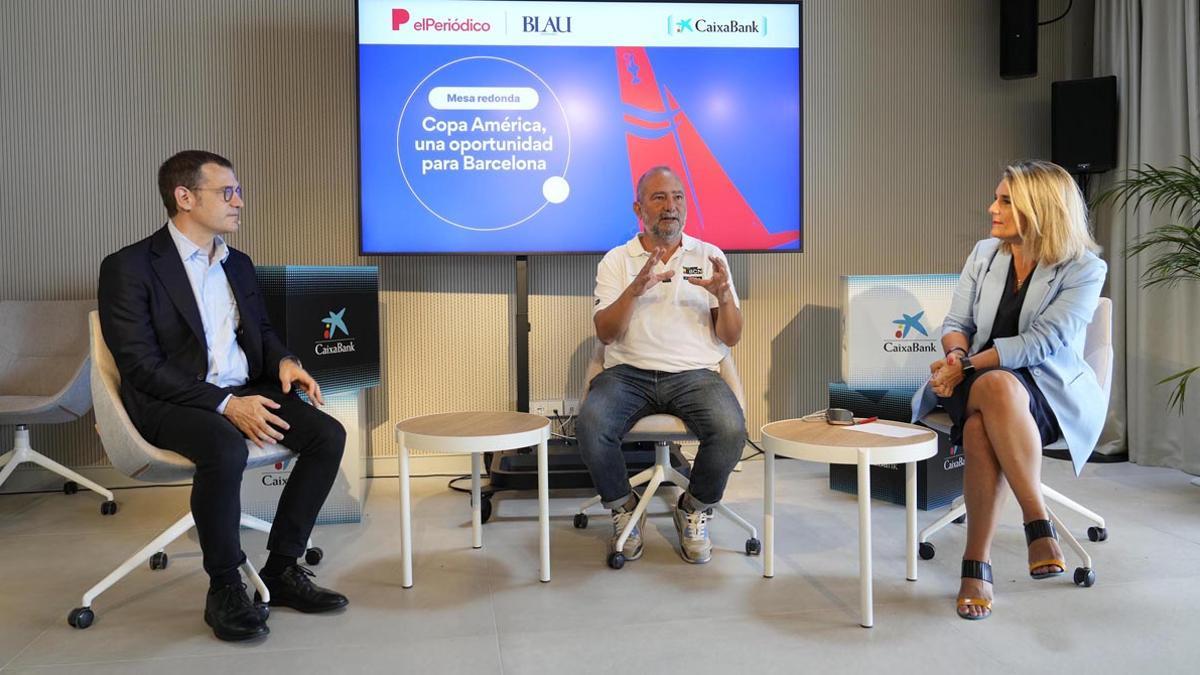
[0,0,1094,488]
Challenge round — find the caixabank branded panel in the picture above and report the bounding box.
[241,266,380,524]
[255,266,381,395]
[840,274,959,390]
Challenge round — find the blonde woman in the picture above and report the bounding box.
[912,160,1107,620]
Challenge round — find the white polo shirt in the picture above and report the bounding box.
[593,233,739,373]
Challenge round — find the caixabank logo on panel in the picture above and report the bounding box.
[944,444,965,471]
[262,458,292,487]
[882,310,938,353]
[315,308,356,356]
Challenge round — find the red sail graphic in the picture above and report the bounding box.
[615,47,798,250]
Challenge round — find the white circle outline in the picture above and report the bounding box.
[394,56,573,232]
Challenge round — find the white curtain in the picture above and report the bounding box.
[1092,0,1200,474]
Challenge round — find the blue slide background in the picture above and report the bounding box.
[359,45,800,254]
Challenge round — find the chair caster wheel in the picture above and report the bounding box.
[67,607,94,629]
[952,514,966,524]
[63,481,79,495]
[256,603,270,622]
[1074,567,1096,587]
[100,500,118,516]
[305,547,324,565]
[573,513,588,529]
[607,552,625,570]
[918,542,935,560]
[149,552,169,570]
[1087,526,1108,542]
[745,538,762,556]
[480,496,493,524]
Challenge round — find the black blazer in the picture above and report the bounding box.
[97,225,293,437]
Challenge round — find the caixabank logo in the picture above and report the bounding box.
[262,458,292,487]
[669,15,765,34]
[882,310,938,353]
[315,308,356,356]
[944,443,964,471]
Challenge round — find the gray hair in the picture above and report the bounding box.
[635,165,680,201]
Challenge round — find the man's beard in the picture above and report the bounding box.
[648,217,681,239]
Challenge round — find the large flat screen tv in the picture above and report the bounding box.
[356,0,802,254]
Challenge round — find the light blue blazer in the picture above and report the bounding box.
[911,238,1108,476]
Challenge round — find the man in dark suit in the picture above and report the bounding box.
[98,150,348,642]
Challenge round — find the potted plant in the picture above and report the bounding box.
[1097,156,1200,413]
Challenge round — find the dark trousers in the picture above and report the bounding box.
[147,380,346,581]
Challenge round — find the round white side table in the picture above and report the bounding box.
[396,411,551,588]
[760,418,937,627]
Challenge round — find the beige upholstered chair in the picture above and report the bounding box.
[0,300,115,512]
[572,341,760,568]
[68,312,320,629]
[916,298,1112,588]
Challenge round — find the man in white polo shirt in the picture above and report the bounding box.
[576,165,746,565]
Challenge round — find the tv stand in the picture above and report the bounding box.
[477,256,683,522]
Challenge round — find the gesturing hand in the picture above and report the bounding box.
[223,395,291,448]
[280,358,324,406]
[687,256,733,302]
[629,248,675,297]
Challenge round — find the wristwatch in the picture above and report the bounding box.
[960,355,976,377]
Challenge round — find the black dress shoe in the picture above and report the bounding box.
[205,582,270,642]
[257,564,348,613]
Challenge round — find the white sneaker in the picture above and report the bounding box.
[673,495,713,564]
[610,494,646,560]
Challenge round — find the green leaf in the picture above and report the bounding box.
[1096,156,1200,412]
[1158,366,1200,415]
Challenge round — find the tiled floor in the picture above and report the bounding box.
[1,457,1198,674]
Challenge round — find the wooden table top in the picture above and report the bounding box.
[761,418,936,449]
[395,411,550,438]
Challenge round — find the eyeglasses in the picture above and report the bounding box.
[192,185,244,202]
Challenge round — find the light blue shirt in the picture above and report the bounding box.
[166,221,249,413]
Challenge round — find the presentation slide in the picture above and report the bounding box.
[357,1,802,254]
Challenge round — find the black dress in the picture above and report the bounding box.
[939,258,1062,447]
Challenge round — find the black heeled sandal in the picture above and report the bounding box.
[957,559,993,620]
[1024,519,1066,579]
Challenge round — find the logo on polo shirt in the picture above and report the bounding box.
[682,265,703,279]
[316,308,356,356]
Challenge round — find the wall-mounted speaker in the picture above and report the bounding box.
[1000,0,1038,79]
[1052,75,1119,174]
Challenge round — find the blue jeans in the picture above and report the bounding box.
[575,365,747,510]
